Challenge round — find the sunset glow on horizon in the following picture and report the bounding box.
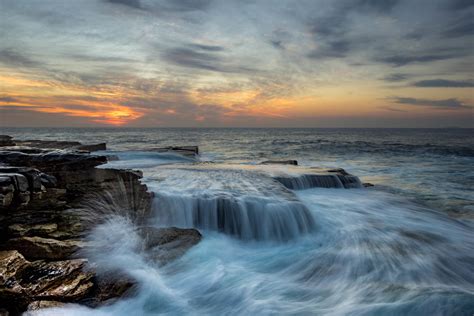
[0,0,472,127]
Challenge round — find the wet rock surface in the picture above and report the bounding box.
[139,226,202,264]
[150,145,199,157]
[0,135,201,315]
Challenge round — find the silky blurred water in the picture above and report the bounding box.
[3,128,474,315]
[4,128,473,215]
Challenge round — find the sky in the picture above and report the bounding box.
[0,0,473,128]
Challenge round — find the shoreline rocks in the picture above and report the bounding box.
[0,135,202,315]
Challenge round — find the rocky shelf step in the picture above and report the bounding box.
[0,135,202,315]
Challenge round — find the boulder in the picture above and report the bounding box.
[138,226,202,264]
[3,237,84,260]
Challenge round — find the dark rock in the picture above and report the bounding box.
[0,135,15,147]
[138,226,202,264]
[327,168,349,176]
[19,259,94,301]
[91,276,136,304]
[14,140,82,150]
[0,250,30,284]
[261,160,298,166]
[0,251,31,315]
[0,151,107,172]
[76,143,106,152]
[363,183,375,187]
[3,237,84,261]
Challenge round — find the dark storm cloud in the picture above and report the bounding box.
[390,97,470,109]
[106,0,142,10]
[412,79,474,88]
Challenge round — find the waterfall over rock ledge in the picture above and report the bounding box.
[146,163,361,240]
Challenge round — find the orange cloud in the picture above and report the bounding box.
[0,71,143,126]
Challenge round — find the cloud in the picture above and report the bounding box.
[308,40,352,59]
[0,96,19,103]
[348,0,400,13]
[160,0,212,12]
[379,106,408,112]
[443,14,474,38]
[377,54,458,66]
[270,40,284,50]
[106,0,142,10]
[390,97,470,108]
[161,47,224,72]
[412,79,474,88]
[0,49,41,68]
[383,73,411,82]
[161,45,255,73]
[188,43,224,51]
[448,0,474,10]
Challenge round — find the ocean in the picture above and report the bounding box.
[3,127,474,315]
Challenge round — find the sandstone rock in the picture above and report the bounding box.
[138,226,202,264]
[20,259,94,300]
[8,223,58,237]
[0,251,31,315]
[26,300,65,311]
[261,160,298,165]
[3,237,84,260]
[0,250,30,283]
